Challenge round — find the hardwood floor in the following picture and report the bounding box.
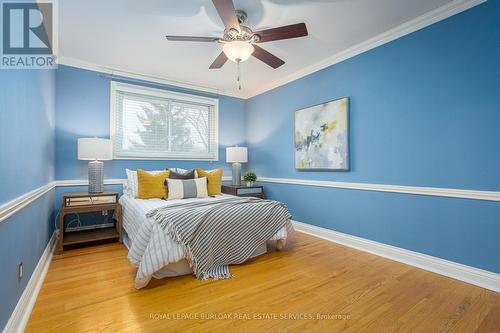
[26,232,499,332]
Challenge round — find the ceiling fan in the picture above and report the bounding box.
[165,0,308,72]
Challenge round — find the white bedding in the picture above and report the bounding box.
[120,194,289,288]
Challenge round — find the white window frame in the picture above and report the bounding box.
[110,81,219,161]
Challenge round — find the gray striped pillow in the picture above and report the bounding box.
[166,177,208,200]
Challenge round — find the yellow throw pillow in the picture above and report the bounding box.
[196,168,223,196]
[136,169,170,199]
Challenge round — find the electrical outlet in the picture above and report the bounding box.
[18,262,23,280]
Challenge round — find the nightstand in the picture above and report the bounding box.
[221,184,264,199]
[55,192,122,254]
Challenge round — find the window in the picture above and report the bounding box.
[110,82,218,160]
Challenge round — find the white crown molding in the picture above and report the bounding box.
[258,177,500,202]
[57,56,246,99]
[292,220,500,292]
[57,0,484,100]
[2,231,56,333]
[0,182,56,223]
[244,0,486,98]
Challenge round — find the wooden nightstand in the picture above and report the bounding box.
[221,184,265,199]
[56,192,122,254]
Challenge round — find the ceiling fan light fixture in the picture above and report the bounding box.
[166,1,308,71]
[223,41,254,63]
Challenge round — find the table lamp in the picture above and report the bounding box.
[78,138,112,193]
[226,146,248,186]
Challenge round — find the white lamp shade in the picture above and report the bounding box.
[223,41,254,62]
[226,146,248,163]
[78,138,113,161]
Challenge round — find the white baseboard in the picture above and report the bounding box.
[0,220,497,333]
[292,220,500,293]
[2,232,57,333]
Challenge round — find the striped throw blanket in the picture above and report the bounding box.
[147,197,292,280]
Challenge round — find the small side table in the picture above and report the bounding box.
[221,184,265,199]
[56,192,122,254]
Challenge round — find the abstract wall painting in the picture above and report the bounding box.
[295,97,349,170]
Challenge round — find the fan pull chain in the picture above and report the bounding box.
[236,59,242,90]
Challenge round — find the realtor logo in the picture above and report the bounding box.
[1,1,57,68]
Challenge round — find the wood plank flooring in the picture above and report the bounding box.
[26,232,500,332]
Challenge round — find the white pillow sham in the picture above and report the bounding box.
[125,169,165,198]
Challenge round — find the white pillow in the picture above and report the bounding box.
[166,177,208,200]
[125,169,165,198]
[169,168,186,173]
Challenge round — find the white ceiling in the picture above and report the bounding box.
[59,0,463,98]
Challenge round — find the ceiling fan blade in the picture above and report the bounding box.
[166,36,220,42]
[212,0,240,31]
[254,23,308,43]
[252,45,285,69]
[209,52,228,69]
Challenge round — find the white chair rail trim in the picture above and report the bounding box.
[0,179,128,224]
[1,176,499,224]
[0,182,56,223]
[258,177,500,202]
[56,177,500,202]
[292,220,500,293]
[56,179,127,187]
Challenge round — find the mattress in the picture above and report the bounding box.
[120,194,289,288]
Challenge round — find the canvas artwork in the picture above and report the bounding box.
[295,97,349,170]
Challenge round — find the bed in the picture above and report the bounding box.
[120,194,291,288]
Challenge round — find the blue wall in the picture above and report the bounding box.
[1,3,499,329]
[0,69,56,328]
[0,70,55,202]
[55,65,247,182]
[246,1,500,273]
